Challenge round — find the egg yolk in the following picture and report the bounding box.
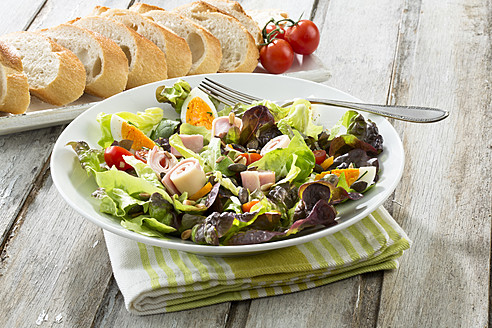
[120,121,156,150]
[185,97,214,129]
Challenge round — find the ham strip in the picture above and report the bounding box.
[211,116,242,138]
[171,134,204,157]
[162,158,207,196]
[148,146,178,177]
[260,135,290,156]
[240,171,260,192]
[258,171,275,186]
[241,170,276,192]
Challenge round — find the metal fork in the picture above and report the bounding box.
[198,78,449,123]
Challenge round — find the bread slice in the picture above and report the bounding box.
[0,41,30,114]
[0,31,85,106]
[203,0,262,45]
[173,1,259,73]
[94,6,192,78]
[71,16,168,89]
[40,24,129,98]
[128,3,164,14]
[129,3,222,75]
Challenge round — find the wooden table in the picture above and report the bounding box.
[1,0,490,327]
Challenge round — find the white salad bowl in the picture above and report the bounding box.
[50,73,404,256]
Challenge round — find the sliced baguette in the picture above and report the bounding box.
[203,0,262,45]
[173,1,259,73]
[94,6,192,78]
[70,16,167,89]
[40,24,129,98]
[0,31,85,106]
[129,4,222,75]
[0,41,30,114]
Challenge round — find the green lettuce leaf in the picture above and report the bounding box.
[93,187,148,217]
[212,171,239,196]
[121,216,174,238]
[95,168,173,204]
[275,154,302,185]
[222,196,243,214]
[252,130,315,183]
[66,141,106,176]
[200,137,234,174]
[155,80,192,114]
[123,155,162,188]
[328,110,359,140]
[150,119,179,140]
[277,99,323,139]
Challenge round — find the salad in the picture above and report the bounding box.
[68,80,383,246]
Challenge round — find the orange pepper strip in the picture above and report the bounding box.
[315,168,360,186]
[242,200,260,213]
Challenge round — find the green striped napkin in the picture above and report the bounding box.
[103,206,411,315]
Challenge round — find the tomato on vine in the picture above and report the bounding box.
[264,23,286,40]
[284,20,320,55]
[260,39,294,74]
[260,20,295,74]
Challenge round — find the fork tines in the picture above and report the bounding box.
[198,78,261,106]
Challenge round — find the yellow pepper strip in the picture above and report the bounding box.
[320,156,334,170]
[189,182,213,201]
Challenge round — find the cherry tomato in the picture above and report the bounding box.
[104,146,134,170]
[285,20,320,55]
[135,149,149,163]
[313,149,327,165]
[238,153,263,166]
[265,23,286,40]
[259,39,295,74]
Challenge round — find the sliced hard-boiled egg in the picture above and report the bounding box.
[110,114,155,150]
[357,166,377,185]
[110,114,126,141]
[180,87,218,129]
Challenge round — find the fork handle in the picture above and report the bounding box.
[302,98,449,123]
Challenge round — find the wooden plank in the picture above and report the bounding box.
[377,0,491,326]
[0,171,114,327]
[0,0,64,248]
[91,276,231,327]
[238,0,405,326]
[0,127,64,244]
[0,0,45,34]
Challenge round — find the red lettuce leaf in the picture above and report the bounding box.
[329,135,378,158]
[239,105,275,145]
[287,199,337,235]
[191,211,257,245]
[248,212,282,230]
[329,148,379,171]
